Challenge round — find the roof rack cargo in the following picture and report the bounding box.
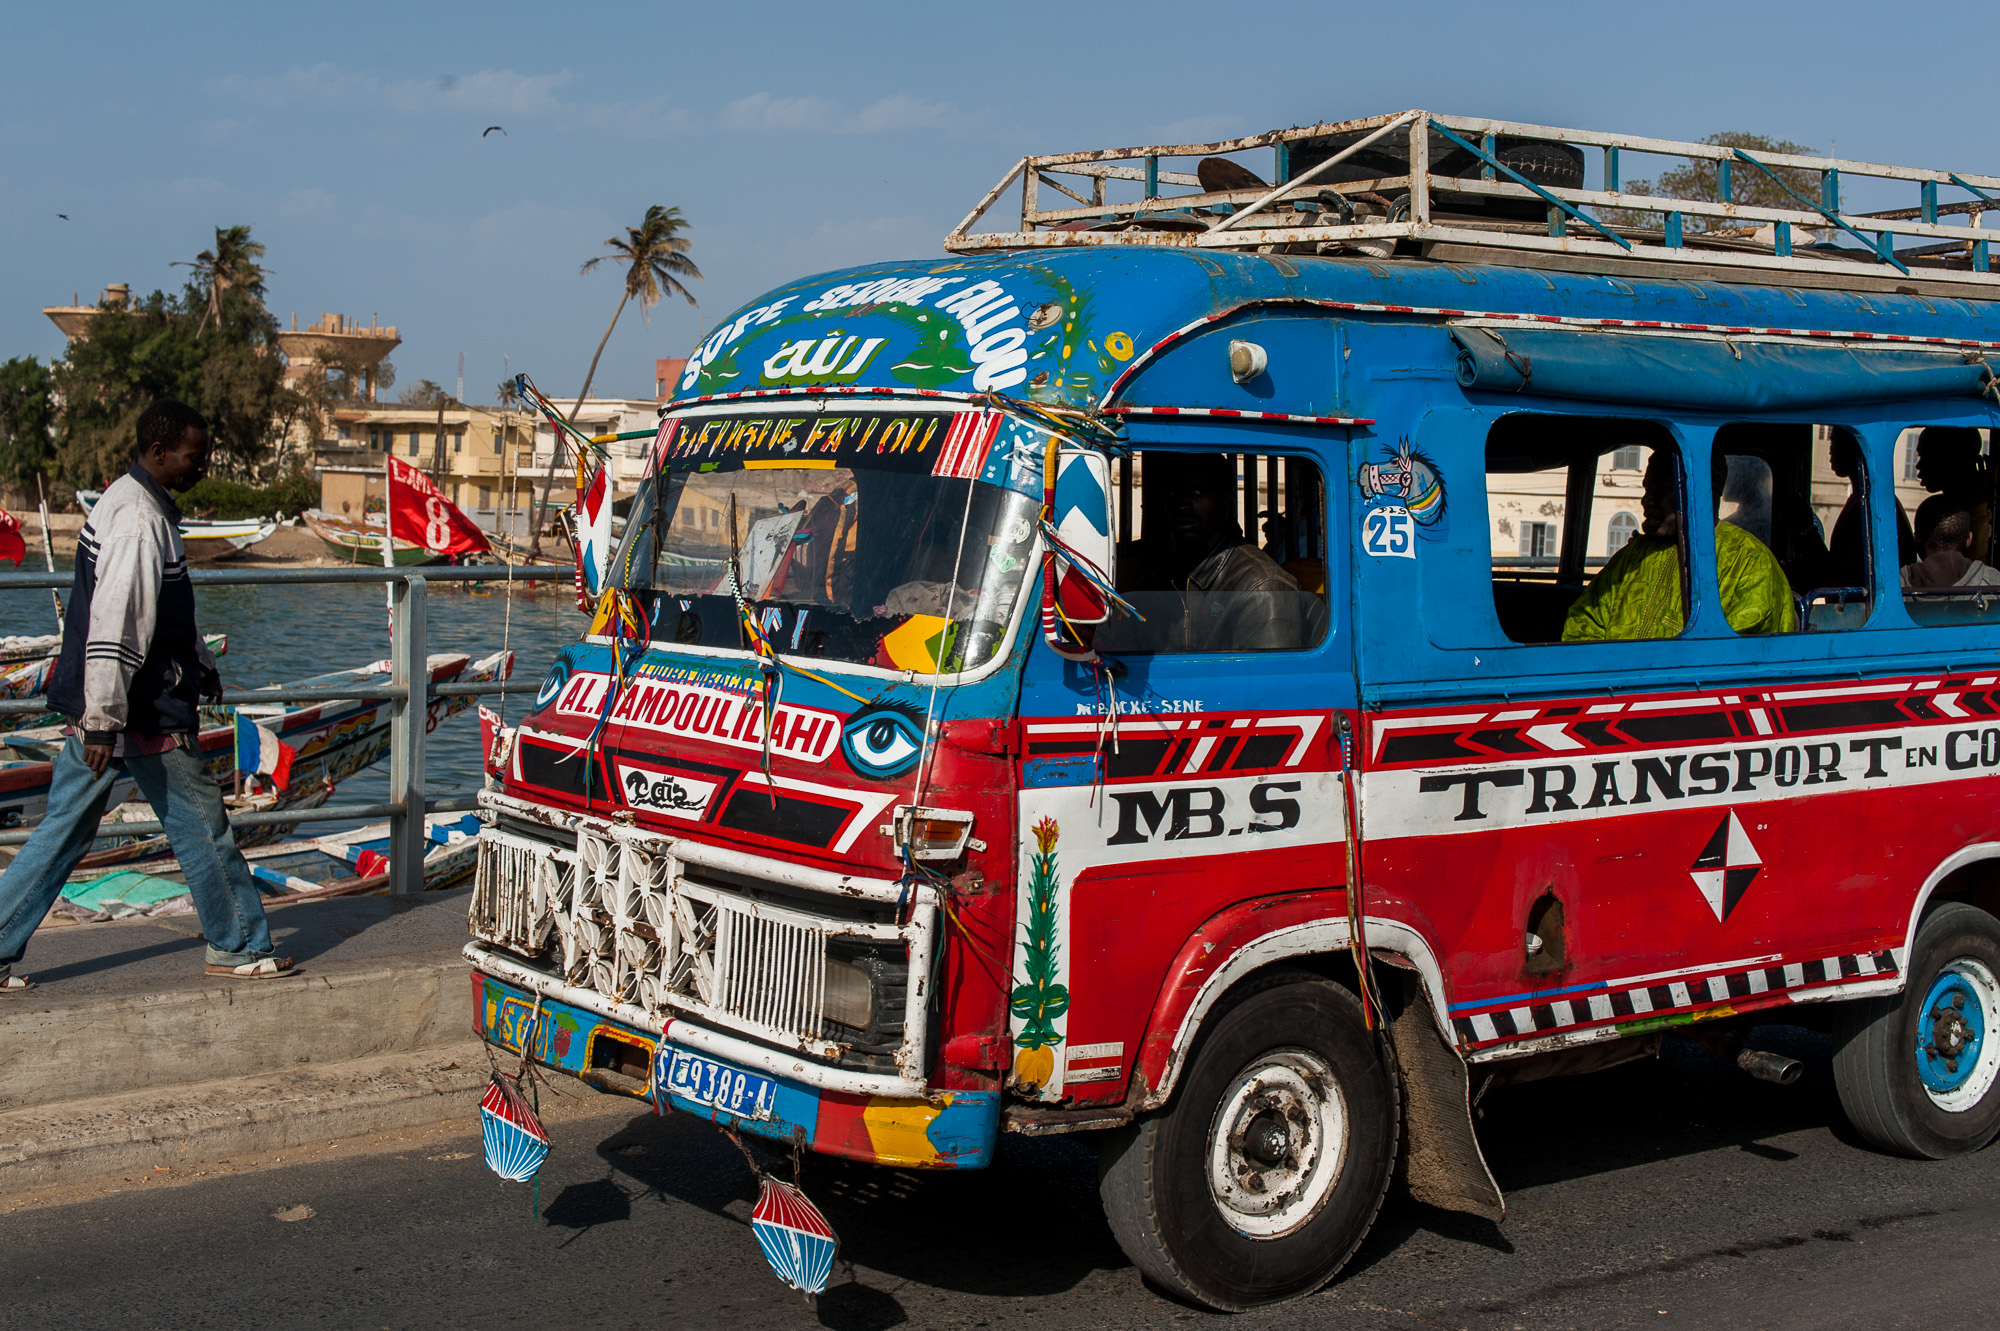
[945,110,2000,299]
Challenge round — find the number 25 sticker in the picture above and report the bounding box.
[1363,506,1416,559]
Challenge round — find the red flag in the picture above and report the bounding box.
[0,510,24,568]
[386,456,491,559]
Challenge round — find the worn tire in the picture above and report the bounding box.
[1097,970,1397,1311]
[1833,901,2000,1158]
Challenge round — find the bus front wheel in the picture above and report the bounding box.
[1097,970,1397,1311]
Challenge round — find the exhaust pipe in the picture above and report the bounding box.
[1737,1048,1803,1085]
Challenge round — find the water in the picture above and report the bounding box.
[0,567,581,826]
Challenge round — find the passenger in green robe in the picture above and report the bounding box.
[1563,449,1795,642]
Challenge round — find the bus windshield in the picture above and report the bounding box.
[609,409,1042,675]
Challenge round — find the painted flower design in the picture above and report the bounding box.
[1012,817,1069,1090]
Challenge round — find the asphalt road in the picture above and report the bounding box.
[8,1024,1999,1330]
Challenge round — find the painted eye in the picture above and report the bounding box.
[535,659,572,706]
[841,706,923,780]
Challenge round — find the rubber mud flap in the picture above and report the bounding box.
[1384,975,1505,1222]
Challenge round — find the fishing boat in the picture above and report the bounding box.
[55,810,485,921]
[302,510,444,566]
[0,648,513,839]
[0,633,227,702]
[74,491,276,562]
[178,518,278,563]
[0,635,62,665]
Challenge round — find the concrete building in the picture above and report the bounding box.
[313,404,539,537]
[528,397,662,496]
[276,313,400,400]
[42,284,133,340]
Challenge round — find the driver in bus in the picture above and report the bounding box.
[1562,448,1795,641]
[1161,453,1303,652]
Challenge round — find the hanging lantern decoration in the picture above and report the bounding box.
[749,1175,839,1296]
[480,1072,550,1183]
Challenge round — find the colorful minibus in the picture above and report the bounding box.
[468,112,2000,1309]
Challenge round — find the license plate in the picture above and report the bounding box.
[661,1047,777,1121]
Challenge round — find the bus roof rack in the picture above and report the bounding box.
[944,110,2000,298]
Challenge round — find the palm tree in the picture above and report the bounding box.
[530,205,701,555]
[172,225,269,334]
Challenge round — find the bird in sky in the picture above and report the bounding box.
[56,214,68,220]
[482,126,506,137]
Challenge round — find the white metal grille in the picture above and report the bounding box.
[477,817,918,1065]
[471,829,573,953]
[703,887,830,1043]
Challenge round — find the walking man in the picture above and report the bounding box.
[0,399,293,990]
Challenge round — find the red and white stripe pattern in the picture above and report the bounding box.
[648,416,681,467]
[1104,405,1373,426]
[933,409,1002,478]
[1099,296,2000,404]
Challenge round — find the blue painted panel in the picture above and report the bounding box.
[1342,314,2000,703]
[925,1092,1001,1162]
[666,249,2000,417]
[1451,325,1992,409]
[1023,754,1100,787]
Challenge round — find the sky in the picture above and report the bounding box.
[3,1,1993,406]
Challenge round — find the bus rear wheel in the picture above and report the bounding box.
[1834,901,2000,1159]
[1097,971,1397,1310]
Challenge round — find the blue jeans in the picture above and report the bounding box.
[0,734,275,972]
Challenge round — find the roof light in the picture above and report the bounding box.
[1229,339,1268,384]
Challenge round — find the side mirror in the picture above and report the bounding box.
[1048,444,1115,626]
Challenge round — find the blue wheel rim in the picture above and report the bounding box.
[1916,967,1987,1096]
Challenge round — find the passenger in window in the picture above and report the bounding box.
[1562,450,1794,641]
[1902,496,2000,591]
[1160,453,1302,651]
[1825,432,1913,588]
[1915,427,1991,560]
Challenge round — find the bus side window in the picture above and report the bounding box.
[1899,424,2000,625]
[1712,424,1872,633]
[1101,449,1329,654]
[1486,414,1682,645]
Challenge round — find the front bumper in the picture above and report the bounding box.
[470,963,998,1169]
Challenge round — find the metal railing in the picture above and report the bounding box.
[945,109,2000,291]
[0,564,548,894]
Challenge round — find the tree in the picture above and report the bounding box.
[530,204,702,554]
[1610,132,1822,233]
[172,225,269,334]
[0,357,57,488]
[398,378,449,407]
[325,351,394,406]
[56,276,295,487]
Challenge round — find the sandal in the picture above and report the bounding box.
[205,955,299,979]
[0,974,33,994]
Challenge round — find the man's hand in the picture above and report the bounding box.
[200,666,223,704]
[82,743,113,776]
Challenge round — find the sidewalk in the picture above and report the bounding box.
[0,888,492,1195]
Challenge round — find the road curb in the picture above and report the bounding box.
[0,958,470,1111]
[0,1039,491,1196]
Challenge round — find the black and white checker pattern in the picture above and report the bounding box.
[1452,950,1899,1047]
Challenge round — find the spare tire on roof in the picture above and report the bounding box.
[1288,128,1584,223]
[1196,156,1269,193]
